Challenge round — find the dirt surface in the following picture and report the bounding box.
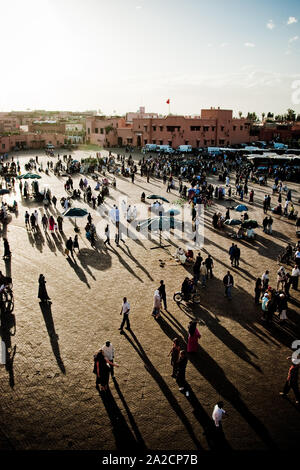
[0,147,299,451]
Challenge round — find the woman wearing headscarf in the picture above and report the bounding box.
[152,289,161,319]
[93,349,119,392]
[187,321,201,353]
[38,274,51,303]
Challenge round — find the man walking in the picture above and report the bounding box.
[101,341,115,378]
[280,358,300,404]
[158,280,167,310]
[104,224,110,246]
[223,271,234,300]
[25,210,30,228]
[66,237,74,258]
[291,265,300,290]
[233,244,240,268]
[205,254,214,279]
[119,297,131,332]
[193,252,203,283]
[229,243,236,267]
[212,401,227,429]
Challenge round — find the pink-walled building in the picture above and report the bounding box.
[131,108,252,148]
[86,107,252,148]
[86,117,132,147]
[0,133,67,153]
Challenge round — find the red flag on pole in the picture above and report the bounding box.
[166,99,170,104]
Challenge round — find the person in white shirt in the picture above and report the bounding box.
[121,200,127,218]
[119,297,131,332]
[109,207,116,223]
[291,265,300,290]
[101,341,115,378]
[212,401,226,428]
[261,270,269,291]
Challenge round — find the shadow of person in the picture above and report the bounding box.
[188,347,277,450]
[66,256,91,288]
[119,244,154,281]
[0,305,16,388]
[122,330,202,450]
[4,257,11,278]
[156,314,276,449]
[109,378,147,450]
[39,302,66,374]
[183,383,232,450]
[98,387,140,450]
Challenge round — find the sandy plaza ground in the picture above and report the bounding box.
[0,147,299,451]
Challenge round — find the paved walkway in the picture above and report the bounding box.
[0,148,299,450]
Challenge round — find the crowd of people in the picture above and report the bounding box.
[0,144,300,446]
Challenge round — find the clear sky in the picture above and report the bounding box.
[1,0,300,117]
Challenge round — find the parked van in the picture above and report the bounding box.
[156,145,174,154]
[177,145,192,153]
[207,147,222,155]
[142,144,158,152]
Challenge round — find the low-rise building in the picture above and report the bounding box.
[132,108,251,148]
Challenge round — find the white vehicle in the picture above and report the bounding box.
[142,144,158,152]
[177,145,192,153]
[207,147,222,154]
[244,146,262,152]
[274,142,288,150]
[156,145,174,154]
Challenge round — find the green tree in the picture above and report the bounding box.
[286,108,296,121]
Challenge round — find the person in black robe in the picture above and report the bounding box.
[38,274,51,303]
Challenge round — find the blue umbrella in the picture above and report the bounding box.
[63,207,88,229]
[147,194,169,203]
[235,204,248,212]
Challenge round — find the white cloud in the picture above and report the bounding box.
[136,5,142,9]
[288,35,299,43]
[287,16,298,25]
[244,42,255,47]
[220,42,229,48]
[266,19,275,30]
